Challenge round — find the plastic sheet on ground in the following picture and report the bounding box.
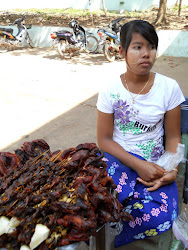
[172,212,188,249]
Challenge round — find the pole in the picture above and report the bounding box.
[89,0,94,26]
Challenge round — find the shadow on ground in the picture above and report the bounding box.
[0,47,121,66]
[3,94,98,153]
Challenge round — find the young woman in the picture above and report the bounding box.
[97,20,185,248]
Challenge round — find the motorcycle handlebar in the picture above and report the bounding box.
[12,17,24,26]
[110,16,125,25]
[107,16,125,32]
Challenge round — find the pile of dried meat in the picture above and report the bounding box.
[0,139,133,250]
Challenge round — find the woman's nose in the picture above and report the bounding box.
[140,47,150,57]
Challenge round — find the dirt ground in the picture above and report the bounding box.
[0,7,188,30]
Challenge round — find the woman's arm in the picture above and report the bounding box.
[163,104,181,174]
[97,110,167,181]
[137,105,181,191]
[164,105,181,153]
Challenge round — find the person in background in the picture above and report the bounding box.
[97,20,185,248]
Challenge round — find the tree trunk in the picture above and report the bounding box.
[102,0,107,16]
[178,0,183,16]
[155,0,168,26]
[88,0,94,26]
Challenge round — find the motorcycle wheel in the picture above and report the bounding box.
[26,34,34,48]
[0,39,14,51]
[57,40,71,59]
[85,35,98,53]
[103,42,116,62]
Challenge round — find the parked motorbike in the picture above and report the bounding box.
[50,19,98,59]
[0,17,34,50]
[97,17,125,62]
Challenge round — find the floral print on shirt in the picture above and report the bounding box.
[136,138,164,161]
[112,98,142,135]
[111,95,164,161]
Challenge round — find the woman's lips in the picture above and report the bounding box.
[140,61,151,66]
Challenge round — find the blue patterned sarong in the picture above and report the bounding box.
[103,152,179,248]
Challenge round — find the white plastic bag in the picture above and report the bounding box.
[156,143,185,171]
[172,212,188,249]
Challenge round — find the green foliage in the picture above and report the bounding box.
[172,5,188,11]
[10,8,142,18]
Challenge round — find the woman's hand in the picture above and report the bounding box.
[137,170,177,191]
[136,160,168,182]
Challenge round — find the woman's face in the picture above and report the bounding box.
[120,32,157,75]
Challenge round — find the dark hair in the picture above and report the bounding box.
[120,20,158,55]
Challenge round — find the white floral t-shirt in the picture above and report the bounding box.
[97,73,185,162]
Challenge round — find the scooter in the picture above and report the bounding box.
[50,19,98,59]
[97,17,124,62]
[0,17,34,50]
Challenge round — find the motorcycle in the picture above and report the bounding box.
[97,17,125,62]
[50,19,98,59]
[0,17,34,50]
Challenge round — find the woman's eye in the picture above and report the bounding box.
[134,46,141,50]
[149,45,155,50]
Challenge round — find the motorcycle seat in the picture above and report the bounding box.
[102,27,116,35]
[56,30,72,35]
[0,28,14,34]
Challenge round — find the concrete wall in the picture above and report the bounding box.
[153,0,188,7]
[114,0,154,12]
[3,25,188,57]
[0,0,188,11]
[157,30,188,57]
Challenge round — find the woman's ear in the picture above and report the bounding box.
[119,46,125,59]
